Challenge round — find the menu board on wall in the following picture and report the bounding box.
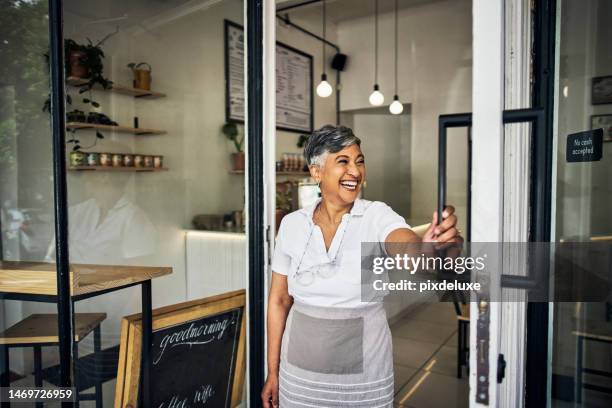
[225,20,313,133]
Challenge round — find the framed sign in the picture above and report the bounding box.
[566,129,603,163]
[592,76,612,105]
[114,290,246,408]
[225,20,313,133]
[591,114,612,141]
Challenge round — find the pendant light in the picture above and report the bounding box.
[369,0,384,106]
[389,0,404,114]
[316,0,333,98]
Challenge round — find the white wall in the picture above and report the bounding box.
[337,0,472,225]
[341,108,412,218]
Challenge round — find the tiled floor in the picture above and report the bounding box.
[390,302,469,408]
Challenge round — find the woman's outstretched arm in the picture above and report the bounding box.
[261,271,293,408]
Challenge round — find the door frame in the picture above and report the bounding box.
[471,0,556,406]
[470,0,505,405]
[525,0,556,407]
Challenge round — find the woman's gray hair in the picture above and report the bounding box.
[303,125,361,167]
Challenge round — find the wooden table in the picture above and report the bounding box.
[0,262,172,407]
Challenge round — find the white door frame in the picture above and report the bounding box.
[472,0,538,406]
[471,0,504,406]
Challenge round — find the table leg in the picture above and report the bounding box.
[1,345,9,408]
[94,326,102,408]
[73,339,80,408]
[457,321,463,378]
[464,321,469,373]
[34,346,43,408]
[575,335,584,403]
[140,281,152,408]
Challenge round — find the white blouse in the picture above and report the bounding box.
[271,198,410,307]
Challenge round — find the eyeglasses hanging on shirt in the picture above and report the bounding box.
[293,217,351,286]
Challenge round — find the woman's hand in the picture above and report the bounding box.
[261,374,279,408]
[422,205,463,244]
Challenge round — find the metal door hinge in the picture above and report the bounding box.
[497,354,507,384]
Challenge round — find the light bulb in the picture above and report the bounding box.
[369,84,384,106]
[389,95,403,114]
[316,73,333,98]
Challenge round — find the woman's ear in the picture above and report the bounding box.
[309,164,320,182]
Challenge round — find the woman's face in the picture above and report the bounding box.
[311,144,366,205]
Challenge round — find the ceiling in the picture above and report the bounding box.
[63,0,447,31]
[277,0,447,23]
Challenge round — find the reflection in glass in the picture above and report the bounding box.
[551,1,612,406]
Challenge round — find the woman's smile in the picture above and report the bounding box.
[339,179,359,191]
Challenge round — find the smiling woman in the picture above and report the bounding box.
[261,125,462,408]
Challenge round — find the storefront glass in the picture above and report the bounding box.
[0,0,249,406]
[0,0,64,396]
[551,0,612,406]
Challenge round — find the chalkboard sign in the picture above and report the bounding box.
[115,290,246,408]
[151,308,242,407]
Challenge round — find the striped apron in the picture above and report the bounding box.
[279,300,394,407]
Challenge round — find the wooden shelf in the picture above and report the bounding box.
[229,170,310,177]
[0,261,172,297]
[66,122,166,136]
[69,166,168,172]
[67,76,166,99]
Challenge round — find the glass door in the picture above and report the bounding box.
[549,0,612,406]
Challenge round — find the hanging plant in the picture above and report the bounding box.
[65,38,113,90]
[42,38,112,113]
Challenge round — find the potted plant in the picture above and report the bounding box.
[43,38,111,116]
[297,134,309,149]
[64,39,112,89]
[221,122,244,171]
[127,62,152,90]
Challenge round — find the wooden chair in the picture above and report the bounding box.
[572,330,612,403]
[0,313,106,407]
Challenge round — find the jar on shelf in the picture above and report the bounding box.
[86,152,100,166]
[134,154,144,168]
[112,153,124,167]
[143,155,154,168]
[123,154,134,167]
[153,155,163,169]
[69,151,86,167]
[100,153,112,167]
